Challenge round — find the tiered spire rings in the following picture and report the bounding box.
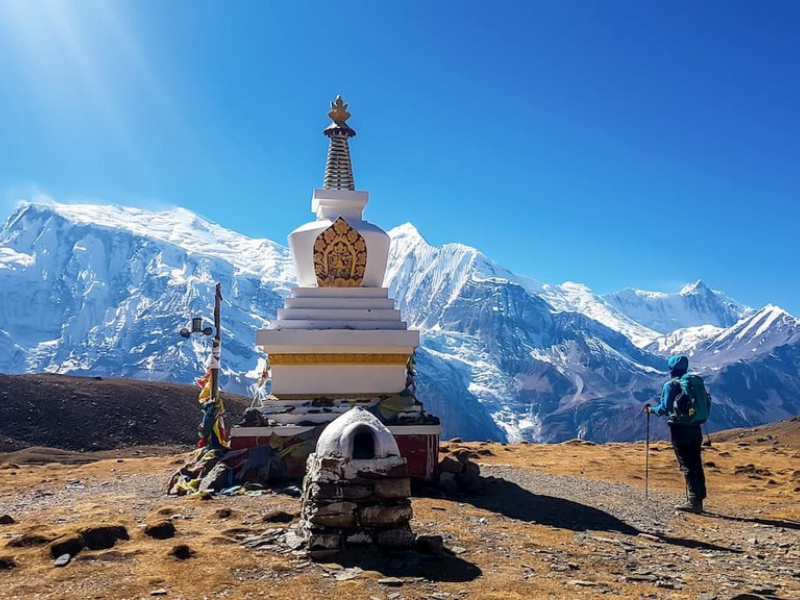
[322,96,357,191]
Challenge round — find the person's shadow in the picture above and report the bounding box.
[441,478,742,554]
[702,512,800,531]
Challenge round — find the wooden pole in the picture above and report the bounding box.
[211,282,222,401]
[645,410,651,499]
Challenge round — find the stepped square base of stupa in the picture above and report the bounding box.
[256,287,418,395]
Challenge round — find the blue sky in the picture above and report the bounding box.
[1,1,799,313]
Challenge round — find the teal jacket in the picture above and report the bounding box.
[651,355,688,423]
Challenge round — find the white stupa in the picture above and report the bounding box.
[256,96,419,394]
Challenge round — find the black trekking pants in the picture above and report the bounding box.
[669,423,707,502]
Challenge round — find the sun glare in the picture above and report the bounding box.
[0,1,164,145]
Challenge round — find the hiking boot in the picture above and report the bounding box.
[674,500,703,514]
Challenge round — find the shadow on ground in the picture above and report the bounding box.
[434,478,742,554]
[325,548,482,583]
[703,512,800,531]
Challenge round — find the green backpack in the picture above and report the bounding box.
[672,373,711,425]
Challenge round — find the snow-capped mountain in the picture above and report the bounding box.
[647,324,725,357]
[603,281,753,334]
[538,282,661,348]
[1,201,798,443]
[0,202,293,392]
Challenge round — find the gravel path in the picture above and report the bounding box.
[476,465,800,598]
[0,470,168,524]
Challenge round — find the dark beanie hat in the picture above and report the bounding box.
[668,355,689,377]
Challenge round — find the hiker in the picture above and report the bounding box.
[646,354,707,514]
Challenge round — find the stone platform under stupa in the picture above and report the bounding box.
[230,97,440,481]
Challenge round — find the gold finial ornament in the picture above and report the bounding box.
[328,95,351,123]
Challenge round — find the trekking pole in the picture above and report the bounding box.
[702,425,713,448]
[645,408,651,499]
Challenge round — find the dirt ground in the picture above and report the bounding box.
[0,420,797,600]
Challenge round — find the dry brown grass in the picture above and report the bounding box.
[0,433,797,600]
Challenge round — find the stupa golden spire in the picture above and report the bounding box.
[322,95,357,191]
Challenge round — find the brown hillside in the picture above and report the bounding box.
[709,415,800,448]
[0,373,251,453]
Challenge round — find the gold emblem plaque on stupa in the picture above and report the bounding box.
[313,216,367,287]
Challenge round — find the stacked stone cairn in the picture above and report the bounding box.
[438,442,483,494]
[297,407,415,557]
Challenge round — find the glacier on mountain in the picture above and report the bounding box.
[1,201,798,443]
[603,280,753,334]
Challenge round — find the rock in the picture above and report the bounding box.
[450,546,467,555]
[197,462,230,492]
[453,449,475,464]
[80,525,129,549]
[144,521,176,540]
[284,529,306,550]
[169,544,194,560]
[50,535,84,559]
[241,529,285,549]
[376,526,416,548]
[215,508,232,519]
[359,503,413,526]
[626,574,658,582]
[378,577,404,587]
[308,502,357,517]
[374,477,411,499]
[53,553,71,567]
[0,556,16,570]
[308,512,356,528]
[416,534,445,555]
[457,462,482,492]
[307,532,341,551]
[309,482,374,501]
[439,456,464,474]
[568,580,599,586]
[275,484,303,497]
[333,567,362,581]
[345,531,373,545]
[439,472,459,494]
[749,588,776,595]
[307,501,358,528]
[0,515,14,525]
[656,581,675,589]
[262,510,297,524]
[149,590,168,596]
